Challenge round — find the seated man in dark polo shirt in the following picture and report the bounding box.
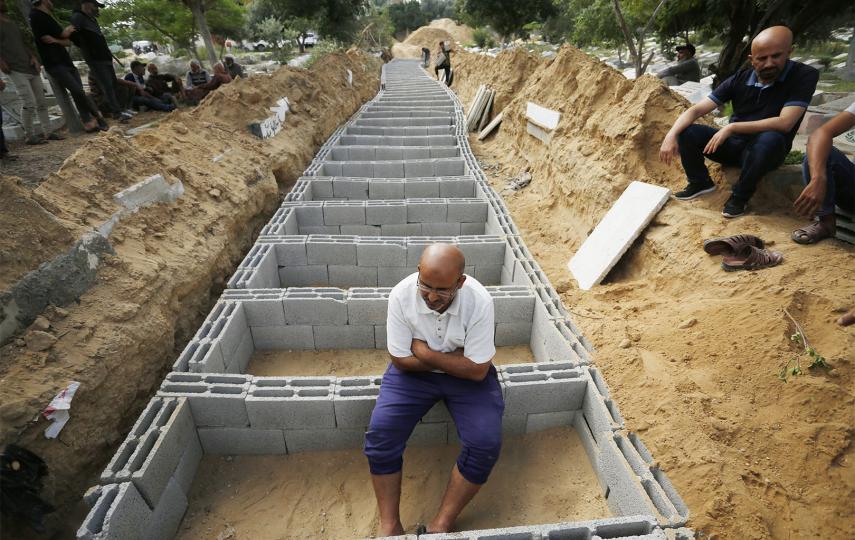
[659,26,819,218]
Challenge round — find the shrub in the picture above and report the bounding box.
[472,27,496,49]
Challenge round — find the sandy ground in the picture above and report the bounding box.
[0,50,382,539]
[248,345,536,376]
[452,46,855,539]
[176,426,608,539]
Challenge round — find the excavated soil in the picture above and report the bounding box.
[428,18,474,45]
[0,50,382,538]
[455,45,854,539]
[392,27,455,60]
[247,344,537,376]
[177,426,609,539]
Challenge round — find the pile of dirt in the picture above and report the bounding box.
[428,18,474,45]
[0,49,381,538]
[392,26,455,59]
[454,48,541,113]
[455,44,854,538]
[0,178,83,291]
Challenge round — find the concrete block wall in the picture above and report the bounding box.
[81,363,689,538]
[170,285,585,375]
[80,60,692,539]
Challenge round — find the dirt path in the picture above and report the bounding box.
[176,427,608,539]
[457,45,854,538]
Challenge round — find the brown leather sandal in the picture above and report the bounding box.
[703,234,765,256]
[791,220,835,245]
[721,245,783,271]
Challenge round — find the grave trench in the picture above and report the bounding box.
[76,60,692,540]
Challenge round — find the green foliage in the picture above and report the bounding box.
[303,39,342,69]
[778,331,830,382]
[783,150,805,166]
[457,0,555,40]
[387,1,428,35]
[248,0,367,42]
[471,27,496,48]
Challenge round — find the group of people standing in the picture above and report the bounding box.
[0,0,244,159]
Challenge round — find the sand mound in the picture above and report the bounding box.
[393,26,455,59]
[455,45,855,539]
[0,50,381,538]
[429,18,474,45]
[0,177,83,290]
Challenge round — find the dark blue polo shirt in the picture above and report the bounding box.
[708,60,819,142]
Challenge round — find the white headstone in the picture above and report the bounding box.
[568,181,670,290]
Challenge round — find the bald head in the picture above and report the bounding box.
[750,26,793,83]
[417,244,466,313]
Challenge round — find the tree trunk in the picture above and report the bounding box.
[16,0,30,16]
[187,0,218,67]
[844,26,855,81]
[712,0,755,87]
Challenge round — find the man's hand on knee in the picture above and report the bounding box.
[704,124,733,155]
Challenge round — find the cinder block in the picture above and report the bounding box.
[369,179,405,199]
[439,179,476,198]
[309,178,334,199]
[328,265,379,287]
[526,410,575,433]
[380,223,422,236]
[375,325,387,349]
[283,292,347,325]
[158,382,250,428]
[323,203,366,226]
[320,162,343,176]
[404,160,434,178]
[197,427,287,454]
[421,401,452,423]
[77,483,151,540]
[404,180,440,198]
[314,325,376,348]
[172,432,202,495]
[375,161,405,178]
[366,201,407,225]
[495,322,532,346]
[407,199,448,223]
[407,237,457,266]
[347,295,390,325]
[307,237,358,265]
[291,203,324,226]
[279,265,329,287]
[375,147,403,160]
[334,380,381,427]
[332,178,369,199]
[342,162,375,177]
[460,222,485,235]
[501,414,527,436]
[340,225,381,236]
[435,158,465,176]
[502,370,587,416]
[299,225,342,235]
[147,477,187,540]
[492,294,536,323]
[241,296,287,327]
[284,428,367,453]
[246,386,335,429]
[356,240,407,267]
[378,266,416,287]
[447,200,488,222]
[251,325,315,350]
[272,237,308,266]
[421,222,461,235]
[409,422,447,446]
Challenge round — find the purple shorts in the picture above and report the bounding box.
[364,363,505,485]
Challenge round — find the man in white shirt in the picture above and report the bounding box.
[364,243,503,536]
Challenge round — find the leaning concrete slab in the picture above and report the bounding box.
[568,181,670,290]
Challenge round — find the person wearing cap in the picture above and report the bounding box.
[657,43,701,86]
[29,0,107,132]
[69,0,131,122]
[0,0,63,144]
[223,54,244,79]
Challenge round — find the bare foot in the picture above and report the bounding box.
[839,308,855,327]
[426,517,453,533]
[378,519,404,536]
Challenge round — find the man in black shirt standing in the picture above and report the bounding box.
[29,0,106,132]
[659,26,818,218]
[70,0,130,122]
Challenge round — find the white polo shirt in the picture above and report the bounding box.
[387,272,495,365]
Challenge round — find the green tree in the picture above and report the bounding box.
[456,0,556,40]
[387,1,428,35]
[249,0,367,42]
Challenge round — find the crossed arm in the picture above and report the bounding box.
[40,25,75,47]
[390,339,492,381]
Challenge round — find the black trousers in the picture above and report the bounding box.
[45,64,100,123]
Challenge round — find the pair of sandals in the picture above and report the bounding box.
[703,234,783,271]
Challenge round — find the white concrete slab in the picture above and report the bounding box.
[526,102,560,130]
[568,181,670,290]
[526,120,552,144]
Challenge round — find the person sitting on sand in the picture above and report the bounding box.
[659,26,819,218]
[146,63,184,106]
[185,59,210,90]
[184,61,231,104]
[223,54,245,79]
[657,43,701,86]
[364,243,502,536]
[791,101,855,244]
